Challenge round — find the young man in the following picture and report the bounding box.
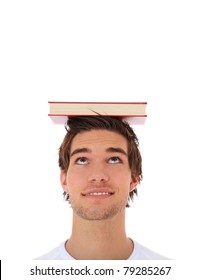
[36,116,168,260]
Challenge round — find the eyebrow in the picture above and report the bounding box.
[70,147,127,157]
[70,148,91,158]
[106,147,127,156]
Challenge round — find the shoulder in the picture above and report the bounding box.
[129,240,171,260]
[34,241,75,260]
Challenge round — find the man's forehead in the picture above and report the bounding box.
[70,129,128,153]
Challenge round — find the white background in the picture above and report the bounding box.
[0,0,199,261]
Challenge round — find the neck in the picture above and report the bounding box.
[65,210,134,259]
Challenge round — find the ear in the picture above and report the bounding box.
[129,175,139,192]
[60,170,68,192]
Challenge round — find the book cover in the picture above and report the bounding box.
[48,101,147,125]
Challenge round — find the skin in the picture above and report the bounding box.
[60,129,139,259]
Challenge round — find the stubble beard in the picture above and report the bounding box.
[70,198,128,221]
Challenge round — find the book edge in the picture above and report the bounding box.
[48,101,147,105]
[48,115,147,125]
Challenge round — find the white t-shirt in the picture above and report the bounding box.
[35,240,169,260]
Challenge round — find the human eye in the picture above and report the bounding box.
[108,157,122,164]
[75,157,89,165]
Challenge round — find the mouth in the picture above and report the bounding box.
[82,190,114,198]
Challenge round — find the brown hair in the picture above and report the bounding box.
[58,116,143,207]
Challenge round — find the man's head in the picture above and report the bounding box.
[58,116,142,207]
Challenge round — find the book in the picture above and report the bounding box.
[48,101,147,125]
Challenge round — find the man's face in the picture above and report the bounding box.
[60,129,138,220]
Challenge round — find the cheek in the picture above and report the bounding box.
[112,167,131,179]
[66,167,86,190]
[117,172,133,189]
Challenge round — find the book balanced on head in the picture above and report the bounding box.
[48,101,147,125]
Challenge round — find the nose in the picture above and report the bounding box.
[88,165,109,183]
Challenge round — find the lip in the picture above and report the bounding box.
[81,188,114,198]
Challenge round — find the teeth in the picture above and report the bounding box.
[89,192,110,196]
